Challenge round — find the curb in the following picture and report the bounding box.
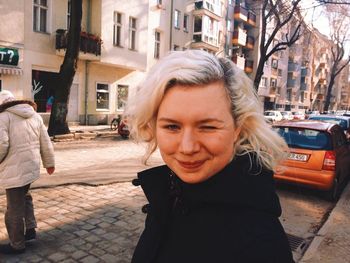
[299,182,350,262]
[52,130,119,142]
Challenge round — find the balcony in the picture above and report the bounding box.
[244,59,253,74]
[301,68,309,77]
[192,33,219,52]
[234,6,248,22]
[232,55,245,71]
[300,82,307,91]
[194,1,221,20]
[287,78,296,87]
[232,28,247,46]
[56,29,101,60]
[247,11,256,27]
[288,61,298,72]
[245,35,255,49]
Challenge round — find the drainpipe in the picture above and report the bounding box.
[169,0,174,50]
[84,0,92,125]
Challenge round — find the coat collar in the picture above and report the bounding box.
[0,100,37,113]
[137,153,282,217]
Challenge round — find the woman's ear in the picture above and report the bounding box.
[233,126,241,143]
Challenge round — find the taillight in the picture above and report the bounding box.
[323,151,336,171]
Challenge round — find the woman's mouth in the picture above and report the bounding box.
[177,160,205,170]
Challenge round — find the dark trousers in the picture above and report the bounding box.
[5,184,37,249]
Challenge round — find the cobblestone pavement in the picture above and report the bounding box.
[0,183,146,263]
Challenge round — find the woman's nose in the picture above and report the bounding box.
[179,129,200,154]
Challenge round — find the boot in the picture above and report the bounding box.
[25,228,36,241]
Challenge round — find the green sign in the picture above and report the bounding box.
[0,48,19,66]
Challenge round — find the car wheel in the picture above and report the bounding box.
[324,177,340,202]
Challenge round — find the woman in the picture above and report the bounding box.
[0,90,55,254]
[126,50,294,263]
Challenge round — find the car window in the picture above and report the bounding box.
[274,127,332,150]
[309,117,348,130]
[332,128,347,148]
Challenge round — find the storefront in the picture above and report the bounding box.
[0,47,23,91]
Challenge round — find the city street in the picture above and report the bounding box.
[0,137,336,262]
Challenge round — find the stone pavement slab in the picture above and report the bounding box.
[0,183,146,263]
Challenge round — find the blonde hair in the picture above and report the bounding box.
[125,50,287,171]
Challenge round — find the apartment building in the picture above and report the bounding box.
[0,0,149,125]
[230,0,258,75]
[1,0,348,120]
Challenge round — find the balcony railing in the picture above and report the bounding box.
[194,0,221,18]
[244,59,253,73]
[245,35,254,49]
[234,6,248,22]
[287,78,296,87]
[288,62,298,72]
[247,11,256,26]
[56,29,102,56]
[232,28,247,46]
[232,55,245,70]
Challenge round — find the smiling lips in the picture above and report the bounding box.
[177,160,205,170]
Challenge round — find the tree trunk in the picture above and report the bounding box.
[48,0,82,136]
[324,76,336,112]
[254,57,265,91]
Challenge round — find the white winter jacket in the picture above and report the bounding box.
[0,101,55,189]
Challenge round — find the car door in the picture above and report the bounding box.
[331,126,350,184]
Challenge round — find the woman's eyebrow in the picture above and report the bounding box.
[157,117,179,123]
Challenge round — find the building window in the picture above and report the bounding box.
[260,77,267,88]
[117,85,128,111]
[174,10,180,29]
[33,0,48,33]
[154,31,160,59]
[114,12,123,47]
[157,0,162,5]
[270,78,277,88]
[67,0,71,29]
[271,58,278,69]
[183,14,189,32]
[96,83,109,110]
[129,17,137,50]
[0,79,2,91]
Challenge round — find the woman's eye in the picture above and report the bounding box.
[201,125,217,130]
[165,124,180,131]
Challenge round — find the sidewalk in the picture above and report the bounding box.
[300,182,350,263]
[0,183,146,262]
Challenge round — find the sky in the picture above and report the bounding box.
[300,0,350,56]
[301,0,330,36]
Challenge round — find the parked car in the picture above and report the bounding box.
[291,111,305,120]
[273,120,350,201]
[308,115,350,140]
[280,111,294,120]
[305,110,320,119]
[264,110,283,123]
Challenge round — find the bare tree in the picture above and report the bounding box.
[252,0,303,90]
[48,0,82,136]
[317,0,350,5]
[323,4,350,111]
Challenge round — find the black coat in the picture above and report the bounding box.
[132,153,294,263]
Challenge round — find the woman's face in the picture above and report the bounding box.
[156,81,240,184]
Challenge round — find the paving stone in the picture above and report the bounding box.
[71,250,89,260]
[79,255,100,263]
[47,252,67,261]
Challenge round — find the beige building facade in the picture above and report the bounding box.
[1,0,349,121]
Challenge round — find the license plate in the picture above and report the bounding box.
[288,153,308,162]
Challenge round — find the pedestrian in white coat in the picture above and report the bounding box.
[0,90,55,255]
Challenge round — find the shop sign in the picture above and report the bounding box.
[0,48,19,66]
